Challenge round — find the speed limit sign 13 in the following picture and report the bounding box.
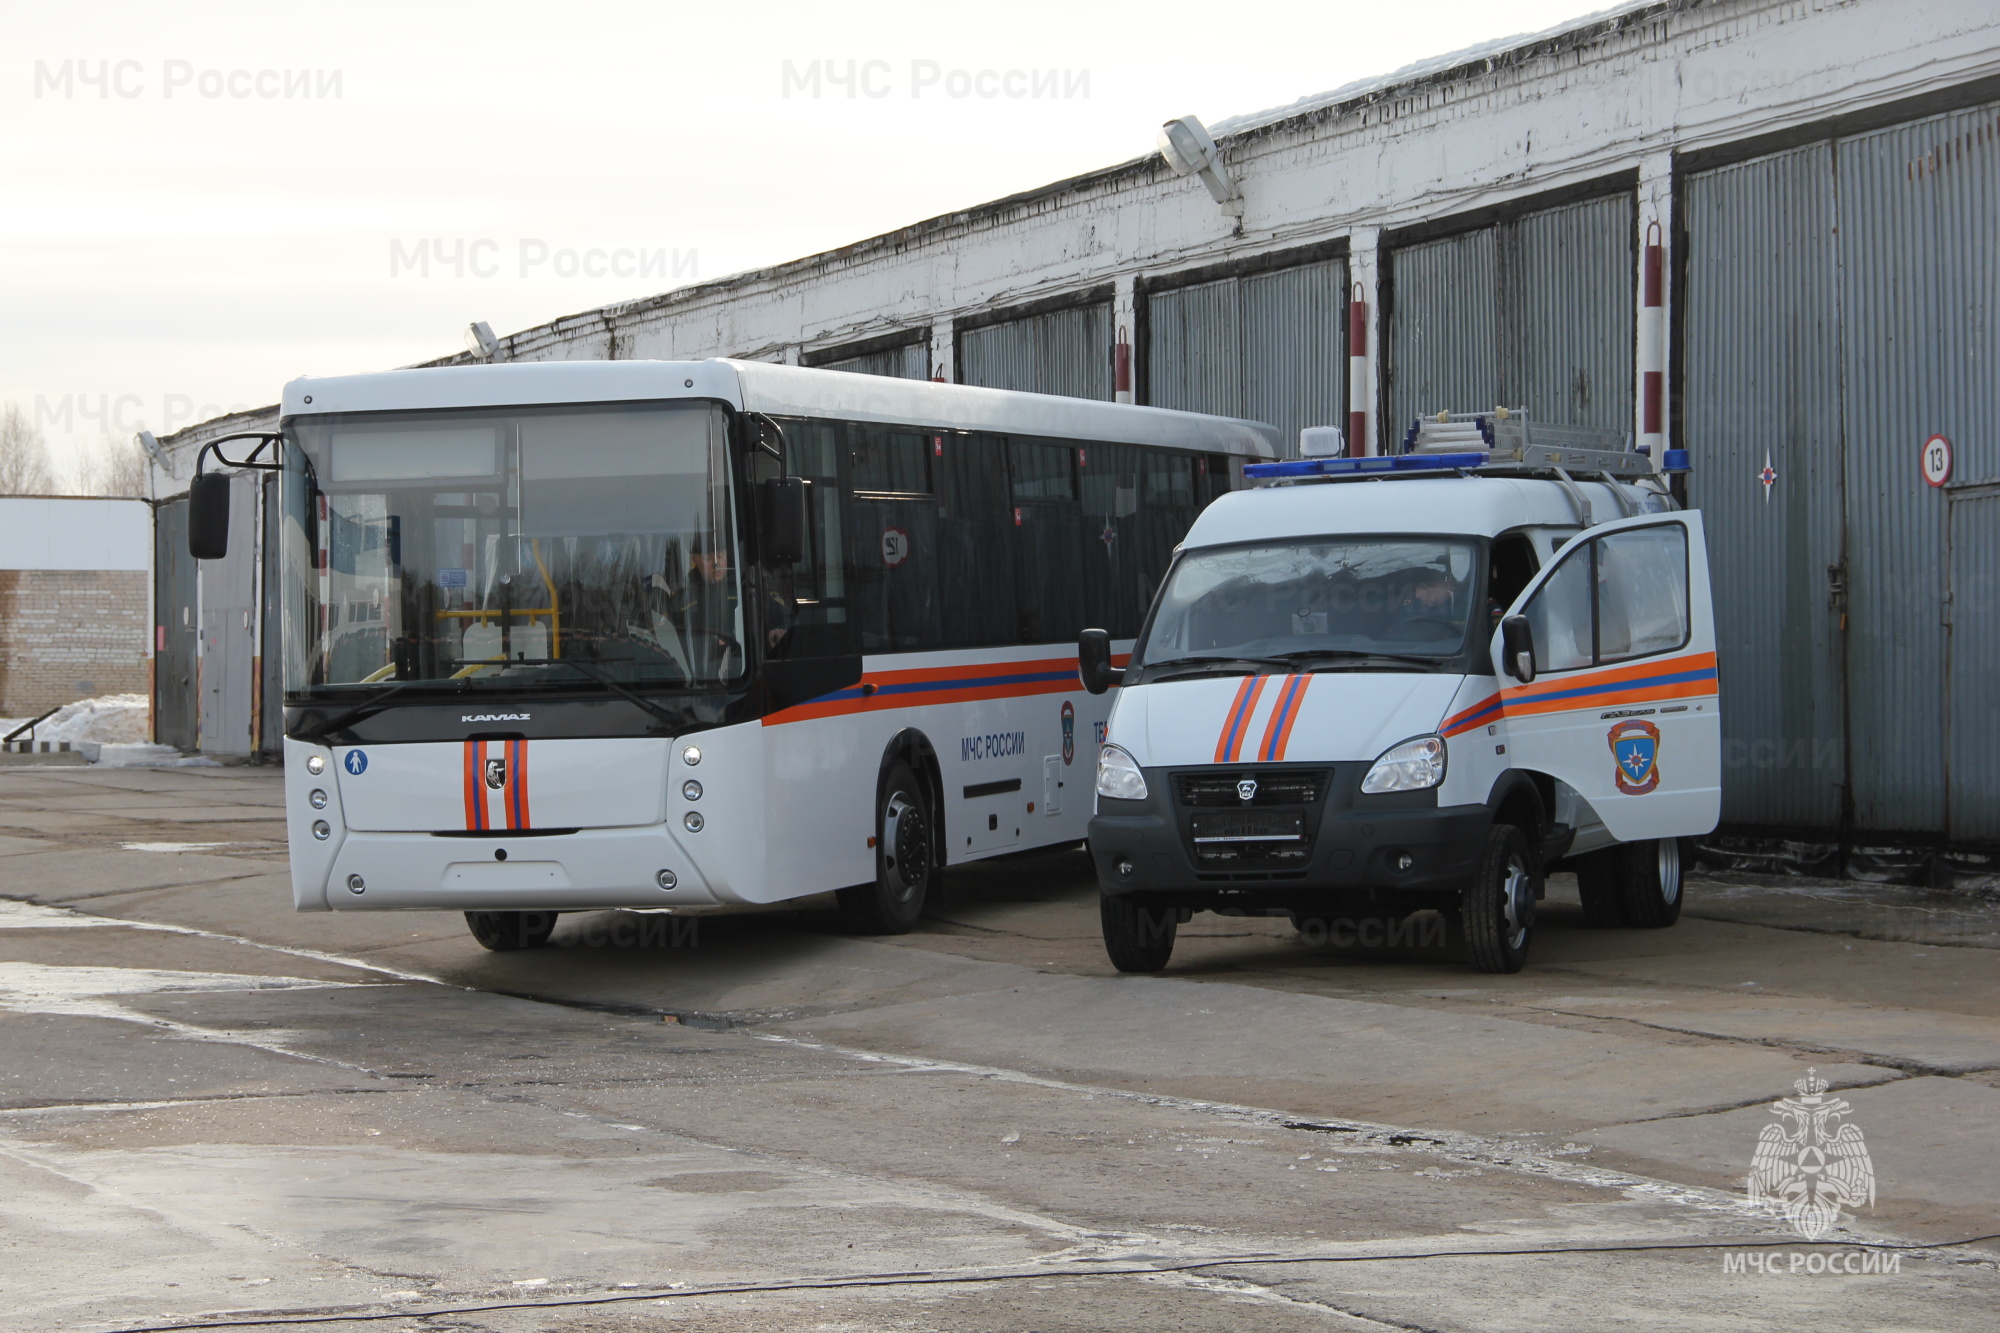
[1922,434,1953,488]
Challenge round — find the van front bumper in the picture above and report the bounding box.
[1087,763,1491,909]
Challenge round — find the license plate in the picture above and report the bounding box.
[1191,811,1304,843]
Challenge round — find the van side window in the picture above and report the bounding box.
[1525,545,1594,672]
[1521,523,1690,671]
[1487,533,1539,629]
[1595,525,1690,662]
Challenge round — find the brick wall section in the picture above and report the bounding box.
[0,570,149,716]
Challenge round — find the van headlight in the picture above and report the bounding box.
[1095,743,1148,801]
[1361,735,1446,793]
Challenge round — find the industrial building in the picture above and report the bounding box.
[152,0,2000,881]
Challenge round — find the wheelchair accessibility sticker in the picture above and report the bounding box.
[1608,720,1659,795]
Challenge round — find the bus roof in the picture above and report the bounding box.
[280,359,1281,458]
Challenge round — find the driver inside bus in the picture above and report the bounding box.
[650,539,792,672]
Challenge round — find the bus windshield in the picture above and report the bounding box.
[281,401,743,697]
[1132,536,1482,670]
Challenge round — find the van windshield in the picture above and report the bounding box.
[1133,537,1481,669]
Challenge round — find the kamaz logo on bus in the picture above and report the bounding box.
[961,731,1027,762]
[462,713,532,723]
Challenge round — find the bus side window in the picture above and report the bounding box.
[937,432,1020,647]
[1008,439,1086,644]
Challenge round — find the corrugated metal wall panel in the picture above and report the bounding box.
[1836,103,2000,833]
[1387,229,1499,437]
[820,343,930,379]
[1682,146,1848,828]
[959,303,1111,400]
[1511,194,1635,433]
[1145,259,1346,458]
[1949,491,2000,842]
[1147,279,1241,418]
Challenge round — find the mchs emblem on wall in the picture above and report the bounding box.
[1748,1068,1876,1241]
[1608,719,1662,795]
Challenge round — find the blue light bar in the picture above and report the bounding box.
[1662,449,1691,473]
[1245,451,1490,480]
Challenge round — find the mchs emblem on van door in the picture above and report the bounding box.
[1609,719,1662,795]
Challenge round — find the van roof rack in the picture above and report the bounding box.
[1246,408,1689,483]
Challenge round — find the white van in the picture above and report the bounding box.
[1077,421,1719,973]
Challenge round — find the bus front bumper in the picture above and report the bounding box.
[311,825,722,911]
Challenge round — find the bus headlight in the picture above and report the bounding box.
[1361,735,1447,793]
[1095,744,1148,801]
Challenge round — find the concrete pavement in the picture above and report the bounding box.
[0,764,1993,1331]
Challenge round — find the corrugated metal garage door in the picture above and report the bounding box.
[1682,144,1847,830]
[1835,103,2000,836]
[958,303,1111,400]
[1683,100,2000,838]
[153,498,198,751]
[1146,258,1347,458]
[1386,194,1633,443]
[1949,488,2000,843]
[820,342,930,379]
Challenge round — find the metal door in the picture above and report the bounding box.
[197,474,259,755]
[1495,511,1721,843]
[1948,486,2000,842]
[1682,144,1848,828]
[1835,103,2000,834]
[1147,259,1347,459]
[958,303,1111,400]
[152,498,199,750]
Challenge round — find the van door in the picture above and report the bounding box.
[1493,511,1720,843]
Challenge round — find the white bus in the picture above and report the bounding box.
[189,360,1277,949]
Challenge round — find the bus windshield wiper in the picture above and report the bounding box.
[293,680,429,742]
[503,658,682,727]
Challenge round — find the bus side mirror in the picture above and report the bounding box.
[760,477,809,565]
[188,473,231,561]
[1500,614,1536,683]
[1078,629,1123,695]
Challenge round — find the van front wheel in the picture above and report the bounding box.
[1101,894,1178,973]
[1462,824,1536,973]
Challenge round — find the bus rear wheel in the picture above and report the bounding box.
[838,761,933,934]
[465,910,559,952]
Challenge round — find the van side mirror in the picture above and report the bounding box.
[1500,614,1536,683]
[188,473,231,560]
[759,477,809,565]
[1078,629,1123,695]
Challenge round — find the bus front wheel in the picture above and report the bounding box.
[465,910,559,952]
[838,761,933,934]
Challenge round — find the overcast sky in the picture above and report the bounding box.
[5,0,1598,474]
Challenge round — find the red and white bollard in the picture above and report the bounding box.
[1640,221,1665,466]
[1347,288,1369,457]
[1114,325,1133,404]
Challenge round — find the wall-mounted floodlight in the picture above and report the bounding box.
[1158,115,1243,218]
[135,429,171,479]
[465,321,503,362]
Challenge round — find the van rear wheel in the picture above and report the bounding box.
[837,761,933,934]
[465,910,559,952]
[1101,894,1178,973]
[1462,824,1536,973]
[1618,837,1685,929]
[1573,849,1628,927]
